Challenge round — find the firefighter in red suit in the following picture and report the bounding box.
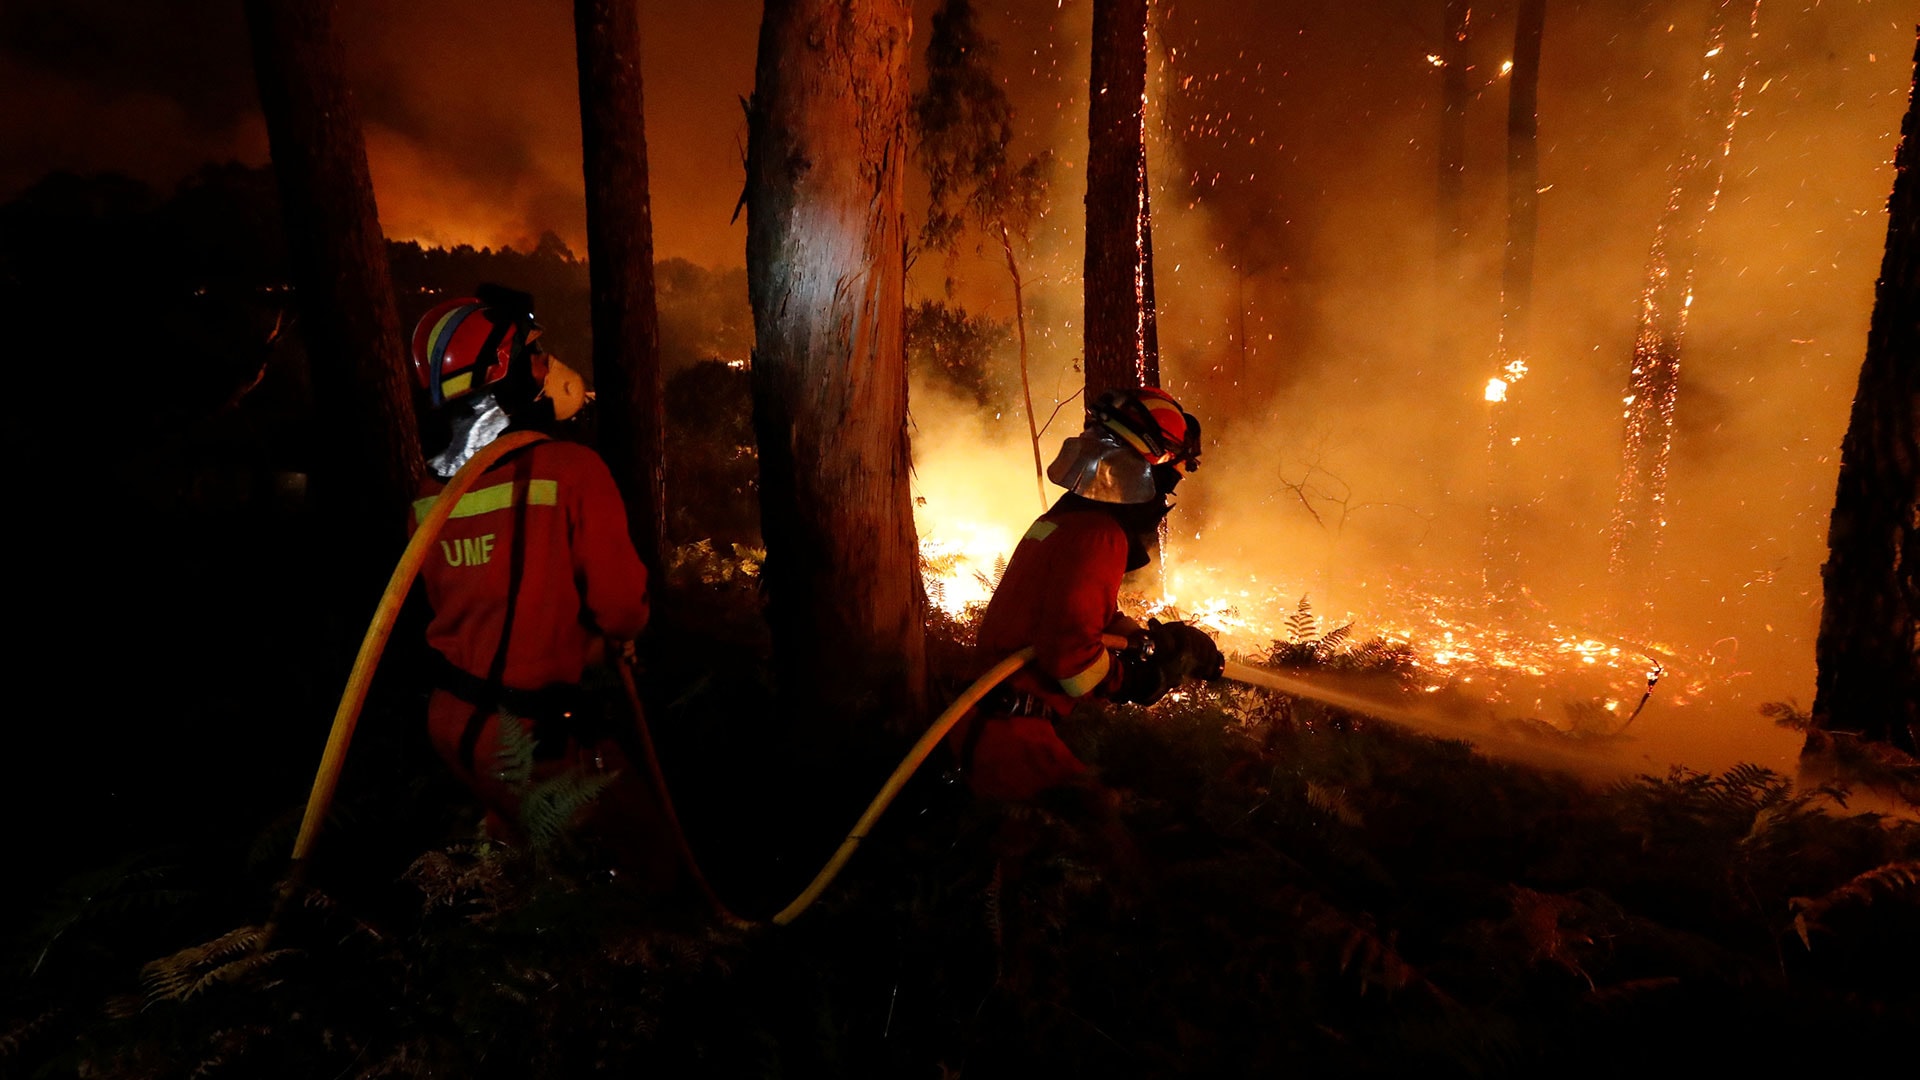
[408,285,676,885]
[951,386,1225,802]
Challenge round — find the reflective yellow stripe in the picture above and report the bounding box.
[440,371,474,398]
[1103,416,1152,456]
[1023,520,1058,542]
[1058,650,1111,698]
[414,478,558,524]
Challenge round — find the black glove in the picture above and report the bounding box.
[1112,619,1225,705]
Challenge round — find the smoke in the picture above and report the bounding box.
[5,0,1909,770]
[900,0,1910,772]
[0,0,761,265]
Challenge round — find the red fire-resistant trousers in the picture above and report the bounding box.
[427,689,683,892]
[952,710,1090,802]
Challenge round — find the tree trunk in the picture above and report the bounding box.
[1500,0,1546,362]
[1435,0,1471,330]
[1084,0,1155,397]
[745,0,926,730]
[1484,0,1547,606]
[243,0,420,537]
[1809,33,1920,756]
[574,0,666,571]
[1608,0,1760,610]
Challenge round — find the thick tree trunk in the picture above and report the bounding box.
[1810,34,1920,756]
[1484,0,1547,605]
[1084,0,1155,397]
[574,0,666,571]
[243,0,420,536]
[745,0,926,730]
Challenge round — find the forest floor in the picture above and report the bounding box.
[6,578,1920,1079]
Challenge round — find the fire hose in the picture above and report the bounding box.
[288,440,1611,929]
[282,427,1024,927]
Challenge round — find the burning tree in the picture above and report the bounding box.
[1607,0,1761,606]
[242,0,421,536]
[1084,0,1159,397]
[574,0,666,571]
[912,0,1052,506]
[1809,34,1920,757]
[744,0,927,728]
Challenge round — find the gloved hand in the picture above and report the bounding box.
[1112,619,1225,705]
[1151,619,1225,681]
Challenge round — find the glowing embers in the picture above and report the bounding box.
[1485,357,1529,404]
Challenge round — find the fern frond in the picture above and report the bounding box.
[141,925,282,1003]
[491,709,536,787]
[1285,595,1318,645]
[1790,858,1920,949]
[520,768,619,850]
[1314,623,1352,658]
[1305,782,1363,828]
[1760,700,1812,731]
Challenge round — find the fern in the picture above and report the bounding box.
[1314,623,1353,659]
[491,708,536,787]
[140,925,296,1004]
[1790,859,1920,949]
[519,767,619,852]
[1305,782,1363,828]
[1284,595,1318,645]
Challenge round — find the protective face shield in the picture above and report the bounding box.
[1050,386,1204,504]
[1047,427,1159,504]
[427,391,512,479]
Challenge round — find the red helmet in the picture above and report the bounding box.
[410,288,547,407]
[1091,386,1202,469]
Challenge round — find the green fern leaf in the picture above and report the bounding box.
[491,709,536,787]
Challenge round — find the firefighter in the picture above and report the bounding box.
[950,386,1225,803]
[409,284,677,886]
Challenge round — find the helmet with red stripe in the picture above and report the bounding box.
[1091,386,1202,470]
[1047,386,1203,504]
[409,286,549,408]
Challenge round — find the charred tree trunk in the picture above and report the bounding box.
[1084,0,1156,397]
[574,0,666,571]
[1608,0,1760,609]
[1809,35,1920,756]
[745,0,926,730]
[1484,0,1546,605]
[243,0,420,537]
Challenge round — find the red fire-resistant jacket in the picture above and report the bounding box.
[952,500,1134,800]
[412,438,676,886]
[413,439,649,691]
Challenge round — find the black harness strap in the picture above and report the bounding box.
[457,450,537,774]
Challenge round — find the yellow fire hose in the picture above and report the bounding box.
[283,426,1038,928]
[770,647,1037,924]
[289,467,1469,931]
[289,430,551,864]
